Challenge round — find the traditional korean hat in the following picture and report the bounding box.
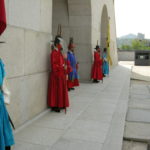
[94,45,100,50]
[104,47,107,52]
[94,40,100,50]
[51,24,62,46]
[57,24,62,38]
[52,24,69,52]
[51,24,62,44]
[68,37,75,50]
[54,36,60,46]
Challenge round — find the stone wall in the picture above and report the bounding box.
[0,0,52,127]
[118,51,135,61]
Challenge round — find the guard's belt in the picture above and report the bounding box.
[8,114,15,130]
[0,85,2,92]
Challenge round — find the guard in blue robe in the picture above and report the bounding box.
[67,38,79,90]
[103,48,109,76]
[0,59,15,150]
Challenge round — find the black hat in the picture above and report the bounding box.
[104,48,107,52]
[95,45,100,50]
[54,36,60,46]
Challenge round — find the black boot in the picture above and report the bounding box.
[5,146,11,150]
[51,107,60,113]
[51,107,60,112]
[93,80,95,83]
[93,79,99,83]
[103,74,106,77]
[55,107,61,113]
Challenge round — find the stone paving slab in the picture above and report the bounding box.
[13,64,131,150]
[130,88,149,95]
[130,93,150,100]
[127,108,150,123]
[63,119,109,143]
[15,126,64,147]
[129,99,150,109]
[124,122,150,141]
[13,141,50,150]
[122,141,148,150]
[51,138,103,150]
[131,66,150,82]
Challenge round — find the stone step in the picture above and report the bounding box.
[122,141,148,150]
[127,108,150,123]
[124,122,150,142]
[131,66,150,82]
[129,99,150,110]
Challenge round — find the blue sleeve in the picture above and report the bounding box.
[103,53,106,59]
[74,55,77,64]
[67,53,71,62]
[0,59,6,78]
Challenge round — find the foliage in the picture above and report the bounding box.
[120,45,132,50]
[120,39,150,50]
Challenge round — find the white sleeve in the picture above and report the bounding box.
[2,78,11,105]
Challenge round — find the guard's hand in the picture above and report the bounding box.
[64,65,67,70]
[66,75,68,80]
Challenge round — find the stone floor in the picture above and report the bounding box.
[12,64,131,150]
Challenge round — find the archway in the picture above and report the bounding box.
[100,5,109,50]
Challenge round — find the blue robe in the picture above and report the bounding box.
[67,51,78,80]
[0,59,14,149]
[103,53,109,75]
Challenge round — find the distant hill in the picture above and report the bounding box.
[117,38,133,48]
[119,34,137,39]
[117,34,138,48]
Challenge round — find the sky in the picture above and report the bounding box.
[115,0,150,38]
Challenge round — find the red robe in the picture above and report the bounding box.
[47,48,69,108]
[91,51,103,80]
[0,0,7,35]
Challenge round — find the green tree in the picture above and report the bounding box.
[120,39,150,50]
[121,44,131,50]
[131,39,141,50]
[131,39,150,50]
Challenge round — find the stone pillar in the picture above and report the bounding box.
[68,0,92,81]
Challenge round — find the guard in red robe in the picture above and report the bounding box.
[91,45,103,83]
[0,0,7,35]
[47,37,69,113]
